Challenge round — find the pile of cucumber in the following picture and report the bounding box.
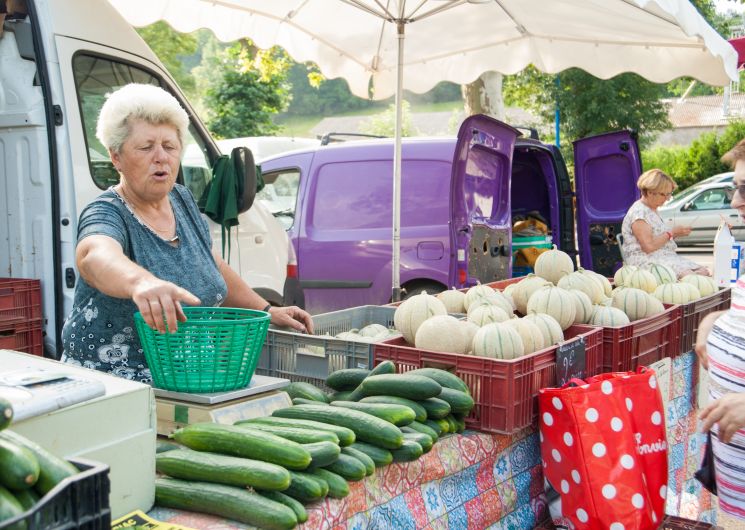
[154,362,474,530]
[0,397,81,529]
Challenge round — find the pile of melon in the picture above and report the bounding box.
[333,324,400,343]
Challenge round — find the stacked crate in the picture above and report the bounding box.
[0,278,43,356]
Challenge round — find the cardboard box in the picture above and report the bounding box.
[713,222,745,287]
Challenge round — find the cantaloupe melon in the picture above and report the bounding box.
[647,263,677,285]
[523,313,564,345]
[590,304,631,327]
[580,268,612,297]
[567,289,593,324]
[534,245,574,284]
[461,320,480,355]
[610,287,652,321]
[464,284,498,312]
[613,265,638,287]
[436,288,466,314]
[513,275,551,315]
[394,291,448,344]
[681,274,717,297]
[626,269,658,294]
[472,323,524,359]
[653,282,694,304]
[467,304,510,327]
[526,286,576,330]
[502,317,546,355]
[415,315,468,354]
[558,270,604,303]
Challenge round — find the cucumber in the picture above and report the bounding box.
[0,398,12,431]
[407,368,470,394]
[285,471,328,503]
[329,390,355,402]
[155,449,290,491]
[324,453,367,482]
[360,396,427,422]
[391,440,423,463]
[360,374,442,400]
[446,415,459,434]
[402,430,433,453]
[0,486,24,530]
[309,468,349,499]
[303,441,341,468]
[423,419,444,437]
[171,423,311,470]
[11,488,38,511]
[432,418,450,435]
[273,404,403,450]
[0,431,78,495]
[453,414,467,433]
[258,491,308,524]
[340,446,375,476]
[405,421,439,444]
[326,369,370,391]
[237,423,339,445]
[293,397,328,406]
[349,442,393,468]
[0,438,40,490]
[437,387,475,415]
[329,401,415,427]
[238,417,355,446]
[347,360,396,401]
[155,477,297,530]
[418,397,451,419]
[156,440,182,454]
[285,382,329,403]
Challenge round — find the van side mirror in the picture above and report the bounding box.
[682,201,695,212]
[232,146,257,214]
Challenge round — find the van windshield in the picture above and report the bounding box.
[257,169,300,230]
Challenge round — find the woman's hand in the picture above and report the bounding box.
[269,306,314,334]
[694,310,726,370]
[700,393,745,443]
[671,225,692,238]
[131,277,201,334]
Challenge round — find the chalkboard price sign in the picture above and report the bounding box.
[556,336,586,387]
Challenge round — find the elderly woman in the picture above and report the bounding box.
[60,83,312,382]
[620,168,709,278]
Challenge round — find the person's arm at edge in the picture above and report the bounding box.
[694,309,727,370]
[631,219,688,254]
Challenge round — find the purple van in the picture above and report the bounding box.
[259,115,641,314]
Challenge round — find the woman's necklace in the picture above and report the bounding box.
[115,186,179,243]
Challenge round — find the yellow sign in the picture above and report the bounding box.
[112,510,197,530]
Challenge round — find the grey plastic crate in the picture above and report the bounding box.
[257,305,397,389]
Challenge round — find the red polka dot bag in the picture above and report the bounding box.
[538,369,668,530]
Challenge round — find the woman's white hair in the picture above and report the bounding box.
[96,83,189,153]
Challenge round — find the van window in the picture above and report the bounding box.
[72,54,212,199]
[258,169,301,230]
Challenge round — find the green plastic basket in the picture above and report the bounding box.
[135,307,270,393]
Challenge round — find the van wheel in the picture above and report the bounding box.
[401,282,446,300]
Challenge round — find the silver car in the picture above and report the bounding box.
[658,180,745,245]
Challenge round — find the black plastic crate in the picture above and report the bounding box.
[0,457,111,530]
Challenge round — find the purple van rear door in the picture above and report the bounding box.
[573,131,641,277]
[450,115,520,286]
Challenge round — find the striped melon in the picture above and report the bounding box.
[567,289,593,324]
[611,287,652,321]
[534,245,574,284]
[653,282,693,304]
[646,296,665,316]
[523,313,564,345]
[502,317,546,355]
[558,270,604,303]
[625,269,658,294]
[581,268,612,297]
[467,293,514,317]
[461,320,480,355]
[464,284,499,312]
[613,265,638,287]
[679,282,702,301]
[495,288,517,311]
[394,291,448,344]
[681,274,717,297]
[647,263,677,285]
[467,304,510,327]
[415,315,468,354]
[436,288,466,314]
[513,275,551,315]
[526,286,576,330]
[472,323,524,359]
[590,304,631,327]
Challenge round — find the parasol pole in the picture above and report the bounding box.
[391,19,405,302]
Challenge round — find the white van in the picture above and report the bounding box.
[0,0,302,358]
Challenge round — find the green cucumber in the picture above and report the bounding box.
[155,478,296,530]
[273,404,403,450]
[360,374,442,400]
[433,418,450,435]
[156,440,182,454]
[238,417,355,446]
[360,396,427,422]
[407,368,470,394]
[326,369,370,391]
[258,491,308,524]
[329,401,415,427]
[237,423,339,445]
[340,446,375,476]
[445,415,459,434]
[309,468,349,498]
[293,397,328,406]
[329,390,355,402]
[285,382,329,403]
[303,441,341,468]
[349,442,393,468]
[391,440,423,462]
[0,438,40,490]
[418,397,451,419]
[11,488,38,511]
[324,453,367,482]
[437,388,475,415]
[155,449,290,491]
[402,431,433,453]
[0,398,12,431]
[347,360,396,401]
[0,431,77,495]
[0,486,24,530]
[423,419,444,437]
[452,414,467,433]
[405,421,439,444]
[171,423,311,470]
[285,471,328,503]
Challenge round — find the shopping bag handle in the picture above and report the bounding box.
[562,377,587,388]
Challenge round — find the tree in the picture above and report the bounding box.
[462,72,505,120]
[359,100,417,137]
[136,22,198,96]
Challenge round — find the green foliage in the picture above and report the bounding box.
[136,22,198,96]
[359,101,417,137]
[284,63,376,116]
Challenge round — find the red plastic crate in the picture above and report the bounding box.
[0,278,42,324]
[0,318,43,356]
[598,304,682,373]
[676,287,731,356]
[373,324,603,435]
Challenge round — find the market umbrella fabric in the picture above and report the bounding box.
[108,0,738,297]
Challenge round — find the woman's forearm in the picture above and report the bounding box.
[77,235,154,299]
[215,253,268,310]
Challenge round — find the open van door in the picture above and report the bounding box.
[574,131,642,277]
[450,115,520,286]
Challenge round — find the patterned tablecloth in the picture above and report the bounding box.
[150,352,713,529]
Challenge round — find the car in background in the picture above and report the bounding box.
[695,170,734,186]
[216,136,321,163]
[658,180,744,245]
